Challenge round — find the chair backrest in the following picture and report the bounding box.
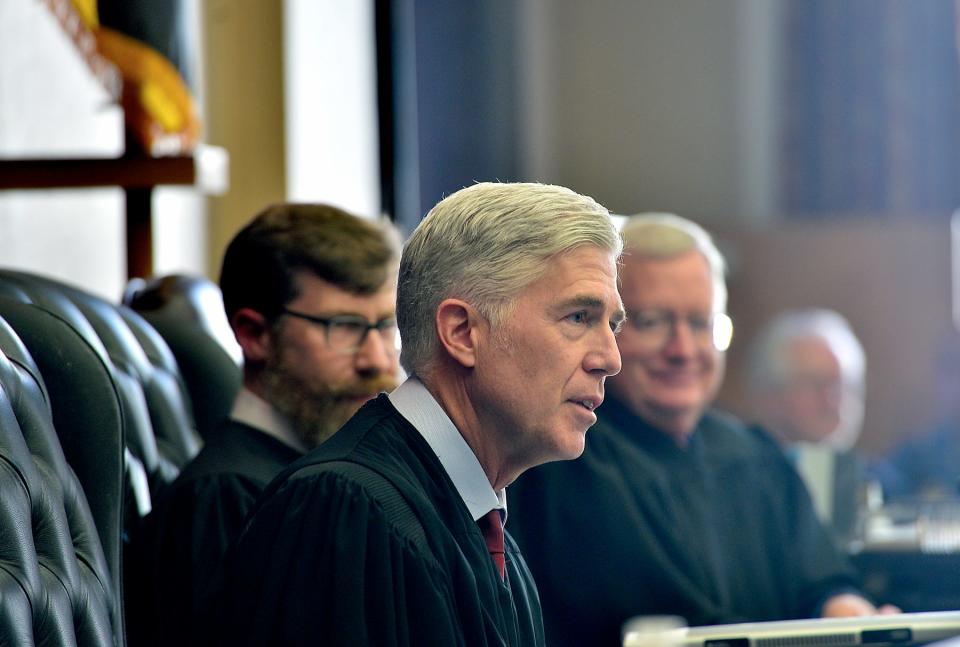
[0,307,123,645]
[123,274,241,364]
[0,270,202,515]
[124,274,242,441]
[57,282,201,468]
[0,298,126,608]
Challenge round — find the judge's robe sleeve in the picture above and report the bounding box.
[509,462,732,647]
[165,475,264,594]
[126,474,263,646]
[211,470,469,647]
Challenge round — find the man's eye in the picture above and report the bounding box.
[611,319,625,335]
[688,317,711,333]
[632,316,661,330]
[568,311,589,325]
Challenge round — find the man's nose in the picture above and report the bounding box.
[586,324,622,377]
[354,330,396,374]
[662,319,699,357]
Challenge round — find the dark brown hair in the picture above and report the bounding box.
[219,203,400,321]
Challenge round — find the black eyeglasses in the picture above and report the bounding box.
[281,308,399,355]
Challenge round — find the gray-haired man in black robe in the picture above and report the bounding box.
[210,182,626,646]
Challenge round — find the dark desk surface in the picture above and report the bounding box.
[853,550,960,612]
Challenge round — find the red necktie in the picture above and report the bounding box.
[478,509,506,580]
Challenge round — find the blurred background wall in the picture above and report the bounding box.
[2,0,958,456]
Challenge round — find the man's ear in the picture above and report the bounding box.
[435,299,483,369]
[231,307,273,362]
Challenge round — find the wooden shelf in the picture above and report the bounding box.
[0,155,196,190]
[0,146,227,192]
[0,146,228,279]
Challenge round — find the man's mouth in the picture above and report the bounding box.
[572,397,601,411]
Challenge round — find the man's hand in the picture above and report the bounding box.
[821,593,901,617]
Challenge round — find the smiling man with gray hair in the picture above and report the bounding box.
[509,213,894,647]
[211,182,625,646]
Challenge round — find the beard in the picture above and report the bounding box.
[261,355,399,450]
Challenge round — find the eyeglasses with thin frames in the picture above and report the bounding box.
[625,308,733,352]
[281,308,400,355]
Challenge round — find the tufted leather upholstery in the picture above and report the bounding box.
[124,274,241,441]
[117,307,208,462]
[0,305,123,645]
[0,270,202,509]
[46,279,201,472]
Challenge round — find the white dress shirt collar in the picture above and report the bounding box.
[389,377,505,521]
[230,386,309,454]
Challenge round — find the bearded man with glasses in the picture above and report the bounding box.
[127,203,401,646]
[509,213,895,647]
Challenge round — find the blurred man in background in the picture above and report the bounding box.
[509,213,893,647]
[745,308,869,545]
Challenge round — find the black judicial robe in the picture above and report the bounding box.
[127,420,302,646]
[508,398,861,647]
[210,394,545,647]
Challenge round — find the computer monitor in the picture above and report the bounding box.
[680,610,960,647]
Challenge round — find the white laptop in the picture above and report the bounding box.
[680,611,960,647]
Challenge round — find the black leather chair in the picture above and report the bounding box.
[0,306,123,645]
[124,274,241,441]
[53,280,201,470]
[0,270,202,504]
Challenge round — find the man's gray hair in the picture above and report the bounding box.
[619,212,728,312]
[398,182,621,377]
[746,308,866,392]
